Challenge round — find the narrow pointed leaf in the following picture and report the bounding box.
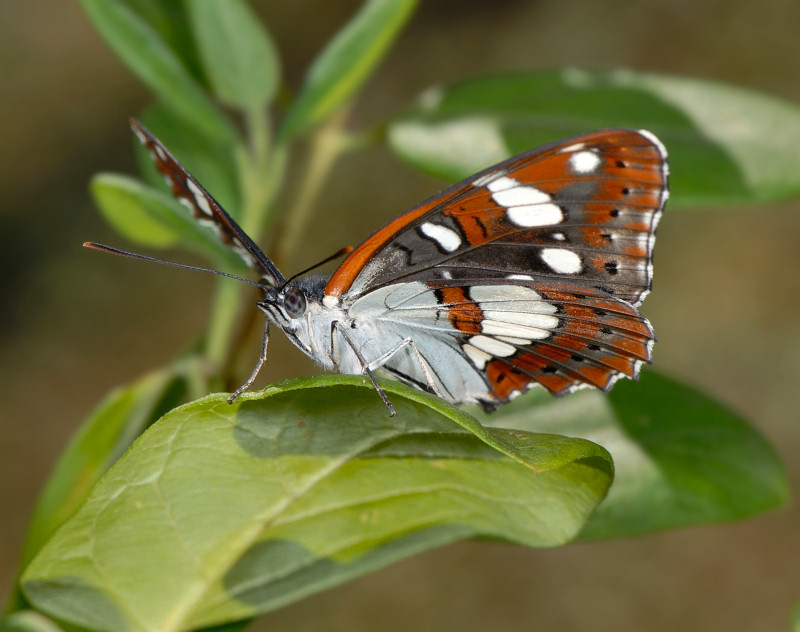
[186,0,280,110]
[388,69,800,205]
[123,0,205,83]
[80,0,235,143]
[280,0,418,139]
[22,377,611,632]
[477,371,788,539]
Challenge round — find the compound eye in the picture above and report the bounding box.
[283,286,307,318]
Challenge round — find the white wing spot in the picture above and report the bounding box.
[491,184,550,207]
[469,335,516,358]
[552,232,566,241]
[481,319,551,340]
[485,176,518,192]
[568,150,602,174]
[559,142,585,153]
[469,285,559,344]
[507,204,563,227]
[471,285,550,306]
[489,183,564,227]
[154,144,168,161]
[506,274,534,281]
[482,305,558,331]
[463,343,492,370]
[186,179,213,216]
[497,335,539,346]
[420,222,461,252]
[541,248,582,274]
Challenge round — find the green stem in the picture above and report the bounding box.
[204,107,281,377]
[273,108,350,267]
[240,107,272,236]
[205,276,244,373]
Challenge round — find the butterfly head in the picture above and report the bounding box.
[256,275,344,370]
[259,284,306,320]
[258,275,328,327]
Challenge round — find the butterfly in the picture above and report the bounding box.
[87,120,668,416]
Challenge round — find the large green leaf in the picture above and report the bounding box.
[279,0,418,139]
[186,0,280,111]
[21,377,611,632]
[5,366,195,615]
[17,367,192,570]
[80,0,235,144]
[90,173,249,273]
[388,69,800,205]
[476,370,788,538]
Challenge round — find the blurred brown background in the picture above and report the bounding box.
[2,1,800,630]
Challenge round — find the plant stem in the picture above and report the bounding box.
[240,106,272,236]
[273,108,350,268]
[204,276,243,373]
[203,107,280,377]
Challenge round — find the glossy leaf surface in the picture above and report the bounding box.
[22,377,611,631]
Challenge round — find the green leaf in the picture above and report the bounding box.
[388,69,800,205]
[80,0,235,144]
[477,371,788,539]
[90,173,249,273]
[17,367,191,573]
[21,376,611,632]
[4,366,194,615]
[279,0,418,139]
[0,611,65,632]
[186,0,280,111]
[122,0,205,83]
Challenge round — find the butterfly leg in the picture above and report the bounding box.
[332,321,396,416]
[228,321,270,403]
[366,337,448,401]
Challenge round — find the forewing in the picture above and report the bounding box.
[326,129,667,308]
[130,119,285,287]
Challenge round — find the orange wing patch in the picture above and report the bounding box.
[437,286,483,334]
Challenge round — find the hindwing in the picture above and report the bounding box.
[354,279,655,409]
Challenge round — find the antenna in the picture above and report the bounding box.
[285,246,354,285]
[83,242,271,291]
